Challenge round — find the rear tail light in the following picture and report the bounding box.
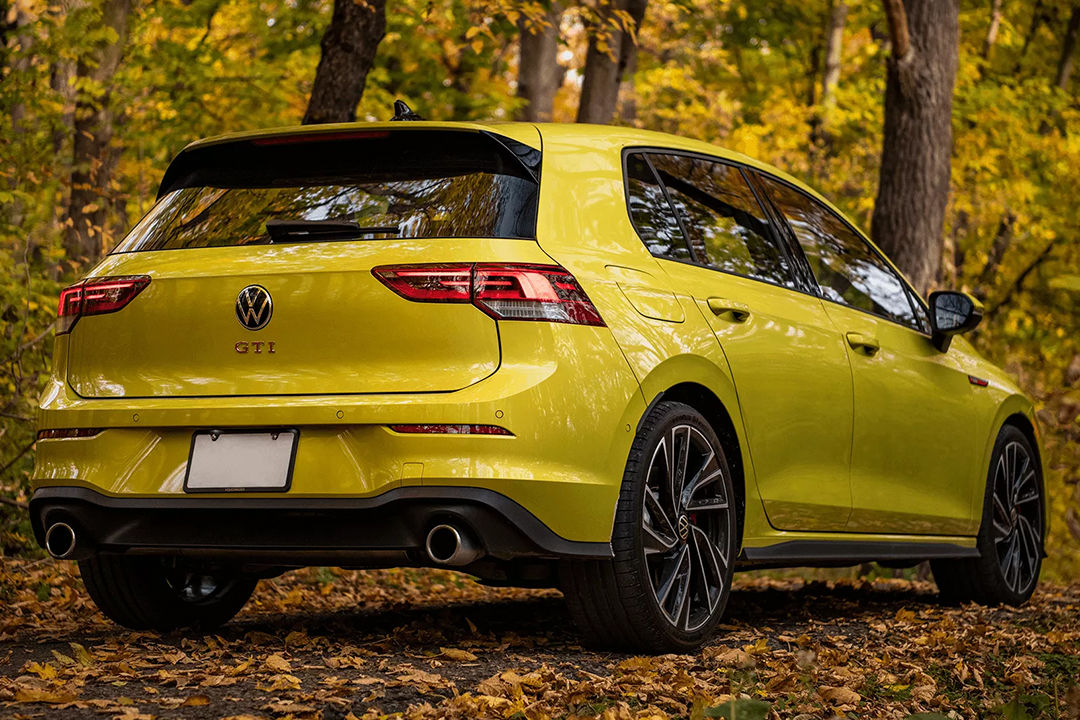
[56,275,150,334]
[373,263,604,326]
[389,424,512,436]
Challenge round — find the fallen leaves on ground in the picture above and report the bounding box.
[0,557,1078,719]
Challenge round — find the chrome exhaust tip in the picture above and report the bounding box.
[425,524,483,566]
[44,522,78,560]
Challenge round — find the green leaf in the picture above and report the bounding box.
[704,698,772,720]
[994,696,1034,720]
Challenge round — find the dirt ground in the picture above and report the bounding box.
[0,558,1077,719]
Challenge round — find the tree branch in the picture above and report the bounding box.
[0,440,34,479]
[0,495,28,510]
[988,241,1056,313]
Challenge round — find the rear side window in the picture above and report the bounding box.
[624,154,691,261]
[114,131,540,252]
[758,174,918,329]
[646,153,795,288]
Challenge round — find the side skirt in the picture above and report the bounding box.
[739,540,978,569]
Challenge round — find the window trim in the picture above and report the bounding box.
[620,147,814,296]
[748,168,932,338]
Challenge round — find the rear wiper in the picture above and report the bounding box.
[265,218,400,243]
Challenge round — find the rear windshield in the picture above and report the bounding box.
[113,130,540,253]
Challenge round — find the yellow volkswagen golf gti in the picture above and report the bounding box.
[30,121,1045,651]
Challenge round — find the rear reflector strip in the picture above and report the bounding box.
[37,428,103,440]
[373,263,605,326]
[968,375,989,387]
[388,424,513,436]
[56,275,151,334]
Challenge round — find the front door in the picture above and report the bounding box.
[756,172,979,535]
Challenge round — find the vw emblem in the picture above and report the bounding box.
[677,515,691,542]
[235,285,272,330]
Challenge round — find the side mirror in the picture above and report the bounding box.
[928,291,983,352]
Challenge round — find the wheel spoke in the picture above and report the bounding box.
[655,544,690,612]
[1015,488,1039,506]
[677,547,694,630]
[1002,444,1010,496]
[688,530,715,615]
[691,525,727,582]
[1003,533,1021,591]
[1017,516,1040,578]
[670,427,691,512]
[643,486,678,553]
[992,493,1010,524]
[1013,453,1030,502]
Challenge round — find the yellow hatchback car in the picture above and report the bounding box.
[30,121,1045,651]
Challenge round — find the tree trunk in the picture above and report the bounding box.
[982,0,1004,61]
[517,3,564,121]
[870,0,959,294]
[576,0,647,124]
[811,0,847,148]
[63,0,134,265]
[821,1,847,111]
[1055,4,1080,89]
[1016,0,1047,72]
[302,0,387,125]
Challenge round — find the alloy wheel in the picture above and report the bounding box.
[991,440,1042,595]
[641,424,732,632]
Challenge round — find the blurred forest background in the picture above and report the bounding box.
[0,0,1077,579]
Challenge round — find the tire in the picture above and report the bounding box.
[931,424,1044,606]
[79,554,257,631]
[560,401,738,652]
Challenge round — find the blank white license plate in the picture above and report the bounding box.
[184,430,299,492]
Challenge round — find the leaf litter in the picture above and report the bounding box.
[0,557,1077,719]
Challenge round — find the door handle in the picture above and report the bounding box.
[846,331,881,356]
[706,297,751,322]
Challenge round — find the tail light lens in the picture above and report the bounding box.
[372,265,472,301]
[373,263,604,326]
[56,275,150,334]
[37,428,103,440]
[389,424,512,436]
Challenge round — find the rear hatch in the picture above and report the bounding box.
[65,127,545,398]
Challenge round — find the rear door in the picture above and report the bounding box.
[755,172,979,535]
[625,151,854,531]
[67,129,545,398]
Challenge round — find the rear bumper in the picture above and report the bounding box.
[33,322,649,544]
[30,486,612,565]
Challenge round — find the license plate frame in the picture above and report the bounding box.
[183,428,299,493]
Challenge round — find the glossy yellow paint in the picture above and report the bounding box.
[34,121,1040,555]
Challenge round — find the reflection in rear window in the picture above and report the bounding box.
[113,130,540,252]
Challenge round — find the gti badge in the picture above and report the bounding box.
[236,285,272,330]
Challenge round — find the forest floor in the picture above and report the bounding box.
[0,558,1077,720]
